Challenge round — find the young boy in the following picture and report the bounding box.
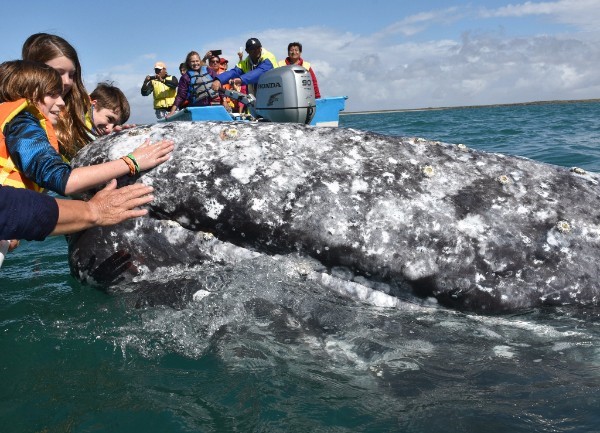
[88,82,131,136]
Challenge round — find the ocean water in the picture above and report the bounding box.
[1,101,600,432]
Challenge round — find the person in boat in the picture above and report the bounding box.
[211,38,278,97]
[0,180,154,242]
[278,42,321,99]
[141,61,178,120]
[0,60,173,197]
[88,82,131,136]
[218,57,228,74]
[206,54,224,106]
[167,51,217,117]
[22,33,94,161]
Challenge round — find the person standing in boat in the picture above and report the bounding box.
[278,42,321,99]
[211,38,278,97]
[141,61,178,120]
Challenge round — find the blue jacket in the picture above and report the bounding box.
[3,111,71,195]
[216,48,277,94]
[0,185,58,240]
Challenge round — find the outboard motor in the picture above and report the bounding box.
[253,65,315,124]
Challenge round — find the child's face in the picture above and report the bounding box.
[37,94,65,125]
[45,55,75,97]
[92,105,119,135]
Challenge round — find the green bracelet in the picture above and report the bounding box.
[127,153,140,174]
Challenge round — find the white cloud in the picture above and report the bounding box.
[480,0,600,31]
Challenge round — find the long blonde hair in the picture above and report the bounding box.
[22,33,92,160]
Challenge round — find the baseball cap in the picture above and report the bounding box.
[245,38,262,50]
[154,61,166,69]
[220,58,228,64]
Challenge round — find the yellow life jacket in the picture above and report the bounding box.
[151,78,177,109]
[239,48,278,74]
[0,99,59,192]
[278,59,311,71]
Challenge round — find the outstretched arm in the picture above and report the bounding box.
[52,180,154,235]
[65,139,174,195]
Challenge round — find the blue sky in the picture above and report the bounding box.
[1,0,599,124]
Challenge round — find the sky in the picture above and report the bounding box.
[1,0,599,124]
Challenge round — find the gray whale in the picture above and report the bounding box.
[68,122,600,312]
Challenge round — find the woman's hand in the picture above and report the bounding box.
[130,139,175,171]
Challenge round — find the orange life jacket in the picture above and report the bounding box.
[0,99,59,192]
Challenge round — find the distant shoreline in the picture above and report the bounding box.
[341,98,600,116]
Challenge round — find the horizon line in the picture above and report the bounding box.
[341,98,600,116]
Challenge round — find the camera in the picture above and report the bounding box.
[210,49,222,56]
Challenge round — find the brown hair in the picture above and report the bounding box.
[0,60,63,104]
[90,82,130,125]
[22,33,92,160]
[185,51,203,69]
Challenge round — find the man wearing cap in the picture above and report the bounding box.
[141,61,179,119]
[211,38,278,97]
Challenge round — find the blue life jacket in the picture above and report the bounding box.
[187,67,217,104]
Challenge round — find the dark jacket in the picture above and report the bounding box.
[0,185,58,240]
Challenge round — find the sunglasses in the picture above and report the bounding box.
[209,60,220,64]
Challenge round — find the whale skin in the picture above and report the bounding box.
[67,122,600,313]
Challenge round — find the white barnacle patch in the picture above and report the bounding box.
[497,174,511,185]
[457,143,468,152]
[556,220,571,233]
[192,289,211,302]
[382,172,395,184]
[520,234,532,245]
[323,180,340,194]
[570,167,586,175]
[203,198,224,220]
[251,197,267,212]
[351,178,369,193]
[230,166,256,184]
[388,157,398,164]
[457,214,487,238]
[422,165,435,178]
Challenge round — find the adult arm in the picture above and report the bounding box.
[141,76,154,96]
[239,59,274,85]
[52,180,154,235]
[0,181,155,240]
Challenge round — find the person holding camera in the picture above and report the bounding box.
[141,61,178,119]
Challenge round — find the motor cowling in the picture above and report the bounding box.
[253,65,315,124]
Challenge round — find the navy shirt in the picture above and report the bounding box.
[0,185,58,241]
